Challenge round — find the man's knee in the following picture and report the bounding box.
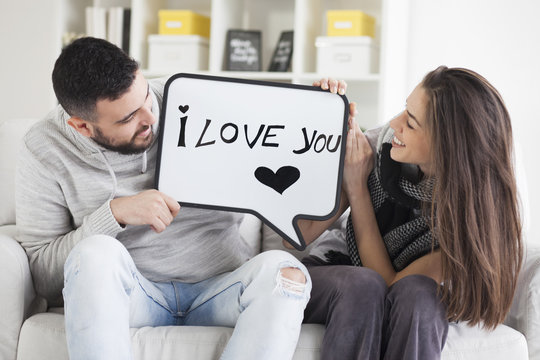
[258,251,310,296]
[280,267,306,284]
[275,267,308,296]
[65,235,130,277]
[276,267,308,297]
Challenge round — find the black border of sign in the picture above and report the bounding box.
[155,73,349,251]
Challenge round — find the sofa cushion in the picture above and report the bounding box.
[443,321,528,359]
[17,313,324,360]
[17,312,528,360]
[0,225,35,360]
[506,244,540,359]
[0,118,39,226]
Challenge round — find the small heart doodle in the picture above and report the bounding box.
[254,166,300,195]
[178,105,189,113]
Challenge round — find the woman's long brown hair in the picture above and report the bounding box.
[422,66,523,329]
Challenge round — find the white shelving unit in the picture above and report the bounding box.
[59,0,408,130]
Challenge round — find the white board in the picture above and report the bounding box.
[156,73,348,250]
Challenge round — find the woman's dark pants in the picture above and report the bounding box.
[303,261,448,360]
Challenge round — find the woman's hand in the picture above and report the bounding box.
[313,77,358,138]
[313,78,347,95]
[313,78,366,196]
[343,116,374,199]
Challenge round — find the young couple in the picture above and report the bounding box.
[16,37,522,360]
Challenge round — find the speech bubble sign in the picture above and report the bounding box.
[155,73,348,250]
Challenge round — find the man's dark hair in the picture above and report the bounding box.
[52,37,139,121]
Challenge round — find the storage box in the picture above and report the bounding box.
[158,10,210,38]
[326,10,375,37]
[148,35,209,72]
[316,36,378,76]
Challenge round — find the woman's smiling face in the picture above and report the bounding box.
[389,83,434,176]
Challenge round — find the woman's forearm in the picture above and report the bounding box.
[348,186,396,285]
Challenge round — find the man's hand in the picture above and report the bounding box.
[110,189,181,233]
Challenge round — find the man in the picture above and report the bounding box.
[16,37,311,360]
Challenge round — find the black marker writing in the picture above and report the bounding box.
[193,119,285,148]
[177,115,340,153]
[293,128,341,154]
[244,124,265,148]
[178,116,187,147]
[221,123,239,143]
[195,119,216,147]
[262,125,285,147]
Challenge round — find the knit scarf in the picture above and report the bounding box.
[345,125,438,271]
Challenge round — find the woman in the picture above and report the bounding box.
[301,66,523,359]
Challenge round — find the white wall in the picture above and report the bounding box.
[0,0,61,121]
[393,0,540,243]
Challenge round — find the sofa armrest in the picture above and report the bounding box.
[0,226,36,360]
[505,245,540,360]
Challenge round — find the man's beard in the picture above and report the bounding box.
[92,125,154,155]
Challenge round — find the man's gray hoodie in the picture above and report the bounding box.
[15,78,255,306]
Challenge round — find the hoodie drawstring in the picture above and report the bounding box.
[98,150,118,200]
[98,149,148,199]
[141,151,147,174]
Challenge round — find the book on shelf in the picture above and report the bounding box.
[85,7,107,40]
[121,8,131,54]
[107,7,131,53]
[86,6,131,53]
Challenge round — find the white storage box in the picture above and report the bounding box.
[316,36,378,76]
[148,35,209,73]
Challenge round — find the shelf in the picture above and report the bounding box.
[293,72,380,82]
[200,71,298,81]
[62,0,389,129]
[142,70,295,81]
[142,69,380,83]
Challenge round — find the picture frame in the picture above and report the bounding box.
[268,31,294,72]
[225,29,262,71]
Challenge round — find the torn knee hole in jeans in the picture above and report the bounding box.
[273,267,307,297]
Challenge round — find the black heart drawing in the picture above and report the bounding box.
[178,105,189,113]
[254,166,300,195]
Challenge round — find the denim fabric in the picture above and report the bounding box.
[63,235,311,360]
[304,263,447,360]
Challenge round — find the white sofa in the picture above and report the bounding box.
[1,117,539,360]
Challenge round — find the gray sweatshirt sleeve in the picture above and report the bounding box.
[364,125,384,152]
[15,141,123,306]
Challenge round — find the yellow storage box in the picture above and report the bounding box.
[326,10,375,37]
[159,10,210,38]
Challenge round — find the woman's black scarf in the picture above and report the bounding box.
[345,126,437,271]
